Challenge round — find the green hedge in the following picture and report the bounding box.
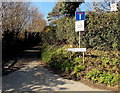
[82,12,120,50]
[54,12,120,50]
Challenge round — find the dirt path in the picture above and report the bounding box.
[2,45,109,91]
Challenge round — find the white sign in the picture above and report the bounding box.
[75,20,84,32]
[67,48,86,52]
[110,3,118,11]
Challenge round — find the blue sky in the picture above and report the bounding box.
[31,2,93,21]
[31,2,57,20]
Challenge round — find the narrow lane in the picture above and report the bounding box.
[2,45,108,91]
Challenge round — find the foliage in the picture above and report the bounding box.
[82,12,120,50]
[86,69,119,86]
[73,57,83,64]
[56,17,78,45]
[41,44,58,63]
[41,26,57,45]
[46,11,120,50]
[49,11,120,50]
[2,2,46,33]
[58,2,83,17]
[86,69,100,83]
[41,44,120,86]
[85,49,120,86]
[74,65,85,73]
[47,2,83,24]
[41,44,78,73]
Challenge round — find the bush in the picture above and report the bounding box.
[86,68,119,86]
[41,43,120,86]
[41,44,83,73]
[74,65,85,73]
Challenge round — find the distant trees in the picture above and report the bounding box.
[2,2,46,37]
[92,1,111,12]
[2,2,46,59]
[92,0,120,12]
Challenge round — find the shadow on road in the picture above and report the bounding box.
[2,45,41,76]
[2,61,68,91]
[2,45,68,91]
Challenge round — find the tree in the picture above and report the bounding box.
[2,2,46,37]
[2,2,46,59]
[47,1,83,23]
[2,2,31,35]
[25,7,46,33]
[92,0,120,12]
[46,1,84,45]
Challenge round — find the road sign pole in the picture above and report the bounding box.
[79,31,80,48]
[79,31,80,58]
[70,10,86,61]
[83,52,84,64]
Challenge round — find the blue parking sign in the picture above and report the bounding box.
[75,11,85,21]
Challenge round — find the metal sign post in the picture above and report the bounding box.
[67,10,86,64]
[79,31,80,48]
[83,52,85,64]
[79,31,81,58]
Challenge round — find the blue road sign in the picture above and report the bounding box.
[75,11,85,21]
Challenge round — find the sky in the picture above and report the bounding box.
[31,2,57,20]
[31,2,93,21]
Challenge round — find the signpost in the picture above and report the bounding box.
[75,11,85,49]
[67,10,86,64]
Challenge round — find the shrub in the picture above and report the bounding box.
[74,65,85,73]
[41,44,119,86]
[86,68,119,86]
[86,69,100,83]
[73,57,83,65]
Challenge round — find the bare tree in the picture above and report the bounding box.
[1,2,46,38]
[26,7,46,33]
